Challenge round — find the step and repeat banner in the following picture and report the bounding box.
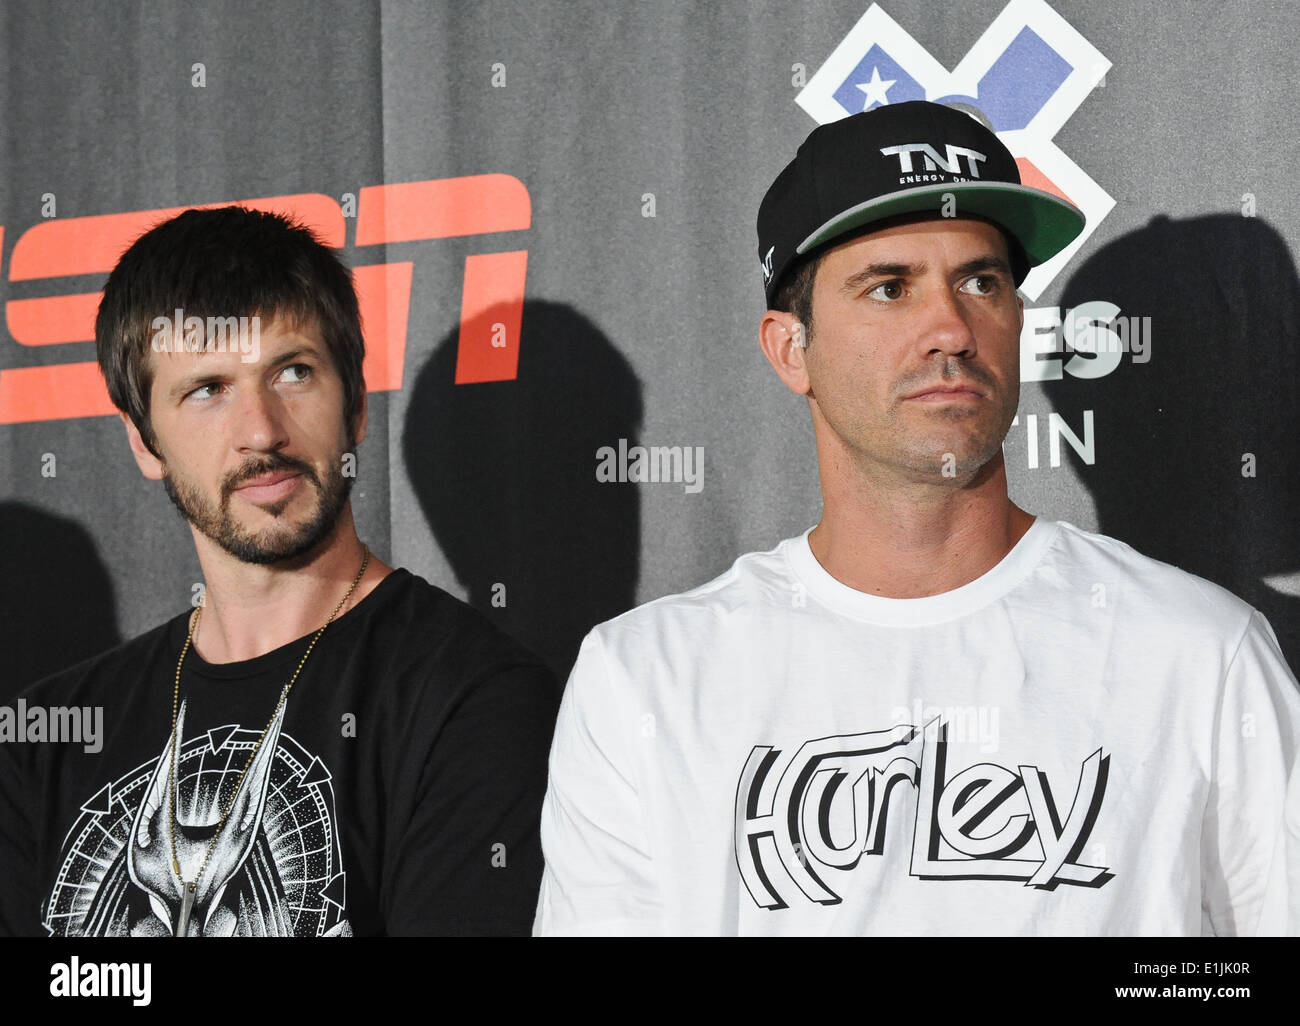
[2,0,1297,693]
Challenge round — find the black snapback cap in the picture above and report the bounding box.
[757,100,1085,306]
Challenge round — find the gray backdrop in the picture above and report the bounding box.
[2,0,1297,691]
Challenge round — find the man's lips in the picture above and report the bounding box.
[903,385,985,402]
[233,471,303,504]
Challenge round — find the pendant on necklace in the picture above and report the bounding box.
[176,884,195,937]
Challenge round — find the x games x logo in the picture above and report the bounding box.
[796,0,1114,299]
[0,175,531,425]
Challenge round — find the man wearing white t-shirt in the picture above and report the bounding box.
[534,101,1300,936]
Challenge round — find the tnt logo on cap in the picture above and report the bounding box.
[879,142,988,181]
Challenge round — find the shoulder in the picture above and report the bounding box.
[580,538,797,662]
[611,538,791,619]
[14,614,186,706]
[366,567,557,686]
[1046,519,1257,638]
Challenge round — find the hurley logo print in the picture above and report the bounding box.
[734,720,1112,910]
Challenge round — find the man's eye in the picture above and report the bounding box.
[960,275,999,296]
[280,364,313,383]
[187,383,222,401]
[867,281,905,301]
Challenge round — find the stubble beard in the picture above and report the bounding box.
[162,448,354,566]
[884,356,1017,479]
[895,408,1010,479]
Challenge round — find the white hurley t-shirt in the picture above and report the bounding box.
[534,518,1300,936]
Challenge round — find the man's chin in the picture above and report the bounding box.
[241,496,295,519]
[208,523,337,567]
[201,498,343,566]
[891,437,1005,482]
[166,460,353,569]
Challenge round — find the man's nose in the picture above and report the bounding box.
[920,286,978,359]
[233,385,290,452]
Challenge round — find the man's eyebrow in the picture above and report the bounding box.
[840,262,923,294]
[266,345,321,368]
[953,254,1013,278]
[165,345,324,401]
[168,373,221,402]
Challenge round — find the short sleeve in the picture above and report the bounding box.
[533,630,663,936]
[1201,609,1300,936]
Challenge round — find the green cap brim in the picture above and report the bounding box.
[797,181,1085,269]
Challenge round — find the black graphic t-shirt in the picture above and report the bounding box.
[0,568,560,937]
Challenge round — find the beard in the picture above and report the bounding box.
[162,448,353,566]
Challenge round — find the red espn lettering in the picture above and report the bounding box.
[0,174,530,425]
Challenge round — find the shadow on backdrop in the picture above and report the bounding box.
[1,502,121,700]
[403,300,643,682]
[1046,214,1299,672]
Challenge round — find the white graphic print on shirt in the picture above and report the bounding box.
[43,699,350,937]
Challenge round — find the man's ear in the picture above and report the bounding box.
[1016,293,1024,331]
[759,310,812,396]
[121,413,166,481]
[350,389,368,449]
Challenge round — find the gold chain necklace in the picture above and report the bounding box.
[167,546,370,936]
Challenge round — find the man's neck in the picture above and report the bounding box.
[188,509,393,664]
[809,452,1034,599]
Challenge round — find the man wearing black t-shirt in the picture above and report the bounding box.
[0,207,559,936]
